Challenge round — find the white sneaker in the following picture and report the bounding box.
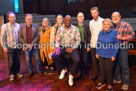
[10,74,15,81]
[121,84,129,90]
[16,73,23,78]
[68,74,74,86]
[59,68,67,80]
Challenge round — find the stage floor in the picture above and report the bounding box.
[0,53,136,91]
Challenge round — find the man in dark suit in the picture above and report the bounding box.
[75,12,91,79]
[19,14,42,78]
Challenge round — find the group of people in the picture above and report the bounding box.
[1,7,135,91]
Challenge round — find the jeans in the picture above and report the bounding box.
[52,48,80,75]
[8,48,21,75]
[114,48,130,85]
[25,49,41,73]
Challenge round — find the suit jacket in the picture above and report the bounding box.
[74,22,91,48]
[19,23,39,45]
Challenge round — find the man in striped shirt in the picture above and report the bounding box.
[1,11,23,81]
[112,12,135,90]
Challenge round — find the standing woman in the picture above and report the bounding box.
[40,18,54,74]
[50,14,64,51]
[96,19,120,91]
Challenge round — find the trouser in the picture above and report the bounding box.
[52,48,80,75]
[90,48,99,77]
[24,49,41,73]
[8,48,21,75]
[99,57,114,85]
[78,43,88,75]
[41,52,55,68]
[114,48,130,85]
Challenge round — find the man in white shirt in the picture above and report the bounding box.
[89,7,104,82]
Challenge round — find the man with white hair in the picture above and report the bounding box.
[111,11,135,90]
[19,14,42,78]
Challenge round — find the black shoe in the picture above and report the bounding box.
[77,73,83,78]
[91,76,98,82]
[83,74,88,80]
[48,69,55,75]
[28,73,34,78]
[44,69,50,74]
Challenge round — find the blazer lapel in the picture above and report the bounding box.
[32,24,34,40]
[24,24,26,42]
[84,22,87,42]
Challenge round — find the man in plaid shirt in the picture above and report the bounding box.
[112,12,135,90]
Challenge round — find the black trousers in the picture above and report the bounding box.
[8,48,21,75]
[52,48,80,75]
[41,52,55,68]
[78,43,88,75]
[99,57,114,85]
[90,48,99,77]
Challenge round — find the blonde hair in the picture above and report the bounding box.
[90,7,99,12]
[42,17,51,27]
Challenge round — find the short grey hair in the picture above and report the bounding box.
[25,14,33,19]
[102,18,113,26]
[42,17,51,27]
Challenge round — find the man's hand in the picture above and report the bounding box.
[122,37,127,40]
[96,54,99,59]
[87,48,90,52]
[3,48,8,53]
[53,47,60,55]
[28,44,33,49]
[117,35,122,40]
[111,56,115,61]
[66,48,74,53]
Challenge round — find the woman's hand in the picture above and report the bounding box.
[96,55,99,59]
[111,56,115,61]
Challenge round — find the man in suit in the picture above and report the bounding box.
[19,14,42,78]
[75,12,91,79]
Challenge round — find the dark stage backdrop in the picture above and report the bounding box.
[23,0,136,18]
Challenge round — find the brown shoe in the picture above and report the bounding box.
[38,72,43,77]
[28,73,34,78]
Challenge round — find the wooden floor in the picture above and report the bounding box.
[0,53,136,91]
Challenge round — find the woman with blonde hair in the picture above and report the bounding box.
[50,14,64,50]
[40,18,54,74]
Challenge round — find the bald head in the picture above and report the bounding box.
[112,12,121,17]
[111,11,121,24]
[77,12,84,24]
[64,15,72,28]
[77,12,84,17]
[65,15,71,19]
